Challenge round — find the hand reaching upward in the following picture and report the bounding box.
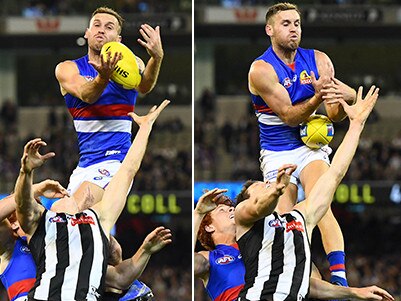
[20,138,55,173]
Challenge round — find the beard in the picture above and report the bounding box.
[277,38,300,53]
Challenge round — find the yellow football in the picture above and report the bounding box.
[100,41,142,90]
[300,114,334,149]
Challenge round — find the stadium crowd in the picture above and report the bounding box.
[3,0,191,17]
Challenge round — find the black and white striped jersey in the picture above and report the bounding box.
[237,210,311,301]
[28,209,109,301]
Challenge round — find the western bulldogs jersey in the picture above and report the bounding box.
[251,47,319,151]
[28,209,109,301]
[65,55,138,168]
[237,210,311,301]
[206,244,245,301]
[0,237,36,301]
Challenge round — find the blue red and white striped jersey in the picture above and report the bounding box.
[65,55,138,167]
[250,47,319,151]
[0,237,36,301]
[206,244,245,301]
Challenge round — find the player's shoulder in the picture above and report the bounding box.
[55,60,78,72]
[313,49,331,62]
[55,60,80,78]
[249,60,277,81]
[198,250,210,260]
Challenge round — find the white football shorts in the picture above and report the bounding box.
[67,160,122,195]
[260,145,331,186]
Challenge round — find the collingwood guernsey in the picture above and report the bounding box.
[237,210,311,301]
[28,209,109,301]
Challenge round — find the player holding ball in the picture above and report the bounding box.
[248,2,357,287]
[55,6,163,204]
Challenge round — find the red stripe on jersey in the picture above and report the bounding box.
[215,284,244,301]
[329,264,345,271]
[253,104,273,113]
[69,104,135,118]
[8,278,36,300]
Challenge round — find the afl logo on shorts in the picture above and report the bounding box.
[269,219,283,228]
[98,168,111,177]
[20,245,31,254]
[216,255,235,265]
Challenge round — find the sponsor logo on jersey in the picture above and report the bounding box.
[71,214,95,226]
[93,176,103,180]
[20,245,31,254]
[105,150,121,156]
[98,168,111,177]
[285,220,304,232]
[269,219,283,228]
[49,216,67,223]
[215,255,235,265]
[300,70,312,85]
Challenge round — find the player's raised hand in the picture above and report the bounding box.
[322,77,356,105]
[311,71,331,101]
[195,188,229,215]
[137,24,164,60]
[89,50,122,80]
[275,164,297,194]
[142,226,172,254]
[337,85,379,126]
[21,138,55,173]
[128,99,170,127]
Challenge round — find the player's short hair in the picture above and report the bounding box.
[197,194,234,251]
[265,2,301,25]
[91,7,125,34]
[235,180,257,205]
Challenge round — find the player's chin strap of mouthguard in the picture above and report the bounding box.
[119,280,154,301]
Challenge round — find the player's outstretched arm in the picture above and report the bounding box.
[314,50,356,122]
[15,139,55,237]
[310,277,394,301]
[0,180,68,222]
[235,164,296,227]
[298,86,379,229]
[55,51,122,104]
[94,100,170,234]
[136,24,163,94]
[105,226,172,290]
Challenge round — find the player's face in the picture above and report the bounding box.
[210,204,236,233]
[85,13,122,52]
[268,10,301,51]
